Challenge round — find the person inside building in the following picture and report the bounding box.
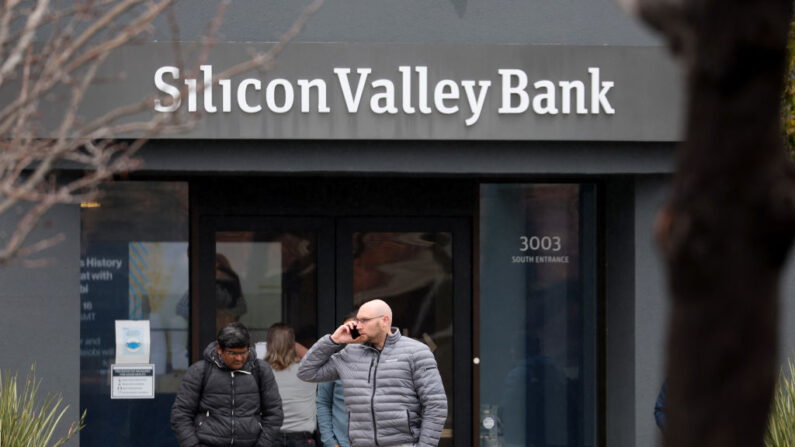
[171,322,283,447]
[655,379,668,430]
[315,313,356,447]
[265,322,318,446]
[297,299,448,447]
[215,253,247,329]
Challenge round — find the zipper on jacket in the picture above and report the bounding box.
[230,371,236,446]
[367,358,374,383]
[371,350,381,446]
[406,409,414,438]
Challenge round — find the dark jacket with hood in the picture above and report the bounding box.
[171,342,283,447]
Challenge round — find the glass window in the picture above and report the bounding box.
[479,184,597,447]
[80,182,188,447]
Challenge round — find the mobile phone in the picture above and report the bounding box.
[349,326,360,339]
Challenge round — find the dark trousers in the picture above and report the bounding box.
[273,431,315,447]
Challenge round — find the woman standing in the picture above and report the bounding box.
[265,323,317,446]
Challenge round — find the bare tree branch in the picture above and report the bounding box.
[0,0,48,85]
[0,0,326,265]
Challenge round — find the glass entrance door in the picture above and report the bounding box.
[198,216,472,446]
[337,218,472,447]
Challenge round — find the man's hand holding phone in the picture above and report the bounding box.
[331,321,362,344]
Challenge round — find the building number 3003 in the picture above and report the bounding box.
[519,236,562,252]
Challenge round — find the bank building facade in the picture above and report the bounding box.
[5,2,795,447]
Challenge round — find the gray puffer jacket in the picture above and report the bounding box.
[171,342,283,447]
[297,329,447,447]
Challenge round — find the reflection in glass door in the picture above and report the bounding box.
[198,218,333,357]
[479,184,597,447]
[214,231,318,347]
[339,219,472,447]
[352,231,454,443]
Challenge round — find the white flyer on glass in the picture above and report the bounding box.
[111,364,155,399]
[115,320,150,364]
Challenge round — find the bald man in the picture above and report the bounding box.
[298,299,448,447]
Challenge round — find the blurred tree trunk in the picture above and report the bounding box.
[626,0,795,445]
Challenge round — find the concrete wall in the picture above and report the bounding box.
[0,204,81,446]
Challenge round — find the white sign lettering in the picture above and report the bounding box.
[153,65,616,126]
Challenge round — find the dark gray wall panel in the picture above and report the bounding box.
[0,204,80,446]
[135,140,676,175]
[155,0,661,46]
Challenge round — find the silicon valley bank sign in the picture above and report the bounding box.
[154,65,616,127]
[86,43,683,140]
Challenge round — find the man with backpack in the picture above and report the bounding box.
[171,322,283,447]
